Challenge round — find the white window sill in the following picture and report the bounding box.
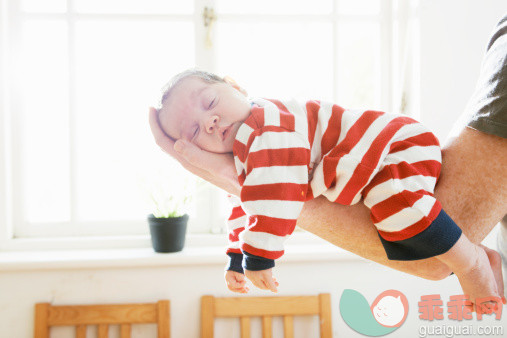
[0,232,361,272]
[2,225,500,272]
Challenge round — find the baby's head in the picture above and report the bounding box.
[157,69,251,154]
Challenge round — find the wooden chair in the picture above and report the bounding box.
[34,300,170,338]
[201,294,332,338]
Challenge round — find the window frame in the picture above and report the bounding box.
[0,0,406,251]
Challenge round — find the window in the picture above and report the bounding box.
[0,0,400,250]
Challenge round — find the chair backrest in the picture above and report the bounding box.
[200,294,332,338]
[34,300,170,338]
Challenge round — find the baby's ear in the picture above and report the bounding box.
[223,75,248,96]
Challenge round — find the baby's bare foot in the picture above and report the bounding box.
[456,245,501,311]
[480,244,506,304]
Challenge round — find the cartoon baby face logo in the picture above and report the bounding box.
[340,289,409,336]
[370,290,409,328]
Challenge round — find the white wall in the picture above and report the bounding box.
[1,246,505,338]
[417,0,506,143]
[1,1,507,337]
[2,255,505,338]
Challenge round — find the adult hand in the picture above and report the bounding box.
[148,107,240,196]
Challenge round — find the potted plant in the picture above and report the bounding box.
[142,163,194,253]
[148,194,191,253]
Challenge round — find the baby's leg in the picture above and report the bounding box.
[361,122,463,261]
[297,127,507,280]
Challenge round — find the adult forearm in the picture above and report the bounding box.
[296,127,507,281]
[296,196,451,280]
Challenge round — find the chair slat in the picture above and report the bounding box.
[98,324,108,338]
[47,304,158,325]
[120,324,131,338]
[240,317,251,338]
[200,294,332,338]
[200,296,215,338]
[262,316,272,338]
[76,325,86,338]
[35,300,170,338]
[214,296,319,317]
[319,294,332,338]
[34,303,49,338]
[283,316,294,338]
[157,300,170,338]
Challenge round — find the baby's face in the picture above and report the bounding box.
[158,77,251,153]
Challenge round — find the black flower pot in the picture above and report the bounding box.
[148,214,188,253]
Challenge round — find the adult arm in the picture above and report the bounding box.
[296,126,507,281]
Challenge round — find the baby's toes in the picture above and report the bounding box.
[482,246,504,297]
[485,247,502,270]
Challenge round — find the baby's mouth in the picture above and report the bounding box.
[221,124,232,141]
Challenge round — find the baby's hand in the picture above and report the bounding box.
[225,270,249,294]
[245,268,279,293]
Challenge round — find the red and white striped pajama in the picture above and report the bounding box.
[225,98,462,273]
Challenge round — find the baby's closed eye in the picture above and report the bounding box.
[192,126,199,140]
[208,98,215,109]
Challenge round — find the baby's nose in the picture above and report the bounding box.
[206,115,219,133]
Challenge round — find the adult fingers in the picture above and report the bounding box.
[148,107,176,154]
[148,106,213,176]
[148,107,197,169]
[223,75,248,96]
[178,140,237,181]
[172,140,241,195]
[174,140,210,169]
[149,107,241,195]
[149,107,200,171]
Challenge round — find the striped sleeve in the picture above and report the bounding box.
[225,195,247,274]
[238,127,310,271]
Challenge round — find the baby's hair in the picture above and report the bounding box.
[158,68,225,109]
